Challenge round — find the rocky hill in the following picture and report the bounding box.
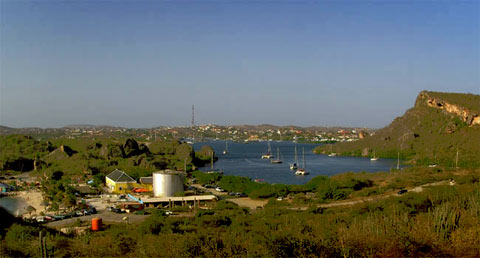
[315,91,480,168]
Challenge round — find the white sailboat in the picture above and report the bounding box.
[289,146,298,170]
[223,141,228,155]
[370,150,378,161]
[261,141,274,159]
[428,152,437,167]
[206,151,223,174]
[271,147,283,164]
[295,147,309,175]
[328,145,337,156]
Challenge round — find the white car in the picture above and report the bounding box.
[165,210,173,215]
[215,187,225,192]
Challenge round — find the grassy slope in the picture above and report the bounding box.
[315,91,480,168]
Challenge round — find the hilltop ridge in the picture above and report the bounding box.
[315,91,480,168]
[417,91,480,125]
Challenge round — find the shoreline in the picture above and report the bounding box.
[0,190,45,217]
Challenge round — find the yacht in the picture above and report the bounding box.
[271,147,283,164]
[328,145,336,156]
[223,141,228,155]
[295,148,310,175]
[289,146,298,170]
[261,141,274,159]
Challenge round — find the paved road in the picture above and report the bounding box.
[192,184,228,196]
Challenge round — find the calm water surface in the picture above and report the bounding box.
[0,196,26,215]
[194,141,402,185]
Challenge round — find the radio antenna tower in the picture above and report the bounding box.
[190,105,195,142]
[191,104,195,127]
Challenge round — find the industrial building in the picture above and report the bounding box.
[135,177,153,192]
[152,170,185,197]
[104,169,219,211]
[105,169,137,193]
[105,169,184,195]
[142,195,217,209]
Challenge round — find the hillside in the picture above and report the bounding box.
[315,91,480,168]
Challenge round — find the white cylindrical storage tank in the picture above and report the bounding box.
[153,170,185,197]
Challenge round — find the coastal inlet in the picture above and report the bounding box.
[195,141,403,185]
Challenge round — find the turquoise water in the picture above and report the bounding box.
[194,141,402,185]
[0,196,26,215]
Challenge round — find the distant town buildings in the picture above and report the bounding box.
[2,123,373,143]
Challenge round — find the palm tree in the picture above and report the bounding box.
[25,205,36,217]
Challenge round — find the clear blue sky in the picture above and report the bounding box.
[1,0,478,128]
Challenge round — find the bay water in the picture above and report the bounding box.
[194,141,401,185]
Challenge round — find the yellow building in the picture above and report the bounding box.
[106,169,137,194]
[138,177,153,192]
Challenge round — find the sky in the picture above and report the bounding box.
[1,0,479,129]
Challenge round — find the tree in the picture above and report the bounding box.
[25,205,36,217]
[62,193,77,211]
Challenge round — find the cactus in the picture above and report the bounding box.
[432,203,461,240]
[39,231,54,258]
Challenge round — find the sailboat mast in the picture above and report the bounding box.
[397,152,400,170]
[295,146,298,164]
[302,147,305,169]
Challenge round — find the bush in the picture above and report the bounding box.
[193,171,222,185]
[137,210,168,235]
[5,224,39,242]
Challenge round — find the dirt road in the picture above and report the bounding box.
[228,197,268,210]
[45,211,149,228]
[295,180,452,210]
[193,184,267,210]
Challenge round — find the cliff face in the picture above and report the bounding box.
[417,91,480,126]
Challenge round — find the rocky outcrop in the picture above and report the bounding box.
[99,139,149,159]
[124,139,150,157]
[417,91,479,126]
[361,148,369,157]
[123,139,141,158]
[100,144,125,159]
[59,145,77,156]
[358,131,366,139]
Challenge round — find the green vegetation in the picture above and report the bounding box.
[1,168,479,257]
[1,136,214,180]
[0,135,53,173]
[195,171,371,201]
[1,90,479,257]
[315,91,480,168]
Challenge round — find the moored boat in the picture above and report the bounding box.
[261,141,274,159]
[295,147,310,175]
